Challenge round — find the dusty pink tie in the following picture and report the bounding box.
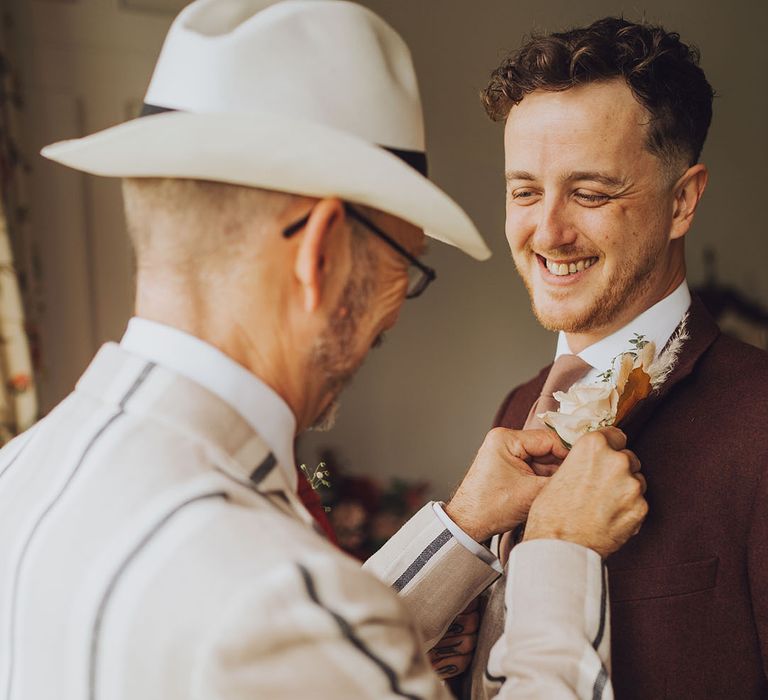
[498,354,592,564]
[523,353,593,430]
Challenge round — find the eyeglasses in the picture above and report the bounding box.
[282,203,436,299]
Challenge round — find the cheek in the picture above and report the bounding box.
[589,202,664,259]
[379,257,409,296]
[570,206,628,254]
[370,268,408,324]
[504,208,532,253]
[380,280,408,317]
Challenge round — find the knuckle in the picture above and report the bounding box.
[486,427,508,446]
[584,430,608,451]
[611,454,629,472]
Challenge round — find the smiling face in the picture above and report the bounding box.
[504,79,688,345]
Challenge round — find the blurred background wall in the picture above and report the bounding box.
[6,0,768,499]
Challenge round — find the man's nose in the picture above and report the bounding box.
[532,197,577,251]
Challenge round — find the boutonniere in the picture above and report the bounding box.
[300,461,331,490]
[540,317,689,448]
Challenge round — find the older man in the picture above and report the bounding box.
[0,3,646,699]
[420,16,768,700]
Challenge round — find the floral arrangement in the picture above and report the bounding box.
[540,319,689,447]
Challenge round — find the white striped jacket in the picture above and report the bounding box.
[0,343,610,698]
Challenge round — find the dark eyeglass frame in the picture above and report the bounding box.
[282,203,436,299]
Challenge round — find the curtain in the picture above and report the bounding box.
[0,19,38,442]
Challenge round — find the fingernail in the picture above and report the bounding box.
[434,644,460,657]
[438,664,458,676]
[447,623,463,635]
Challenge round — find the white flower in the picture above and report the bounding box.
[554,383,618,416]
[539,383,619,447]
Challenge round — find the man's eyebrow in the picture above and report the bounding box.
[504,170,628,189]
[563,171,627,188]
[505,170,536,182]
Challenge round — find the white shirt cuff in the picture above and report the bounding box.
[432,502,503,574]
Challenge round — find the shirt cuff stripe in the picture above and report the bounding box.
[432,502,502,573]
[392,529,452,592]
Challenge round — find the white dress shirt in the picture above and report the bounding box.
[121,317,298,491]
[555,281,691,381]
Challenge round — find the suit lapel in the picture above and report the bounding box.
[620,297,720,441]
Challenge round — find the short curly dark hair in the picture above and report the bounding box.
[482,17,714,168]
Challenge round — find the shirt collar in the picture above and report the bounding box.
[120,317,298,491]
[555,281,692,373]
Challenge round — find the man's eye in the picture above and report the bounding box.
[510,190,539,203]
[575,191,611,204]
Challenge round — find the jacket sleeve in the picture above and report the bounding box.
[748,464,768,680]
[198,540,613,699]
[197,550,453,699]
[492,541,614,700]
[363,503,500,649]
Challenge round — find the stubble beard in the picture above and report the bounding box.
[520,236,666,334]
[308,243,375,432]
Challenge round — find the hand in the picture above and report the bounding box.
[445,428,570,542]
[525,427,648,558]
[429,599,480,680]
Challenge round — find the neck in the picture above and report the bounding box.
[134,273,322,435]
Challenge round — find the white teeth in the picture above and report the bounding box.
[545,257,597,276]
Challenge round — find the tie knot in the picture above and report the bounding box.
[541,354,592,399]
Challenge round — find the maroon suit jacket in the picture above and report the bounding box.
[494,297,768,699]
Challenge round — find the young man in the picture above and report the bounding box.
[440,16,767,700]
[0,3,646,698]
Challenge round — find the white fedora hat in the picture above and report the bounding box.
[41,0,490,260]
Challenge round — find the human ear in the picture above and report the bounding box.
[670,163,708,240]
[293,198,345,312]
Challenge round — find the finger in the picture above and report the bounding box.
[622,449,641,474]
[597,426,628,451]
[515,429,570,461]
[429,634,476,660]
[434,654,471,679]
[495,427,568,462]
[531,452,565,465]
[445,611,480,637]
[530,460,559,477]
[634,472,647,494]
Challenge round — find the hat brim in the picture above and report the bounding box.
[41,111,490,261]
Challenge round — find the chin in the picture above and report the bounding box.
[533,307,575,333]
[531,293,598,333]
